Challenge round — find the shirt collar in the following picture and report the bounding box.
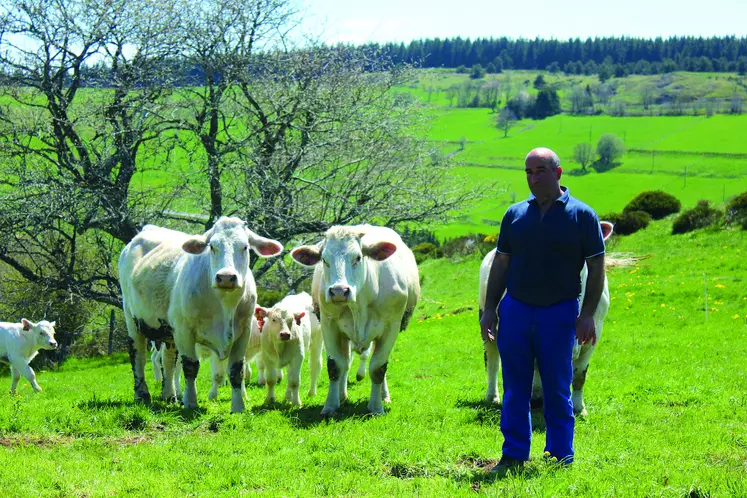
[528,186,570,205]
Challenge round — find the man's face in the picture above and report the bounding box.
[525,155,560,199]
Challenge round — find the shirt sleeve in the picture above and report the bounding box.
[496,209,513,255]
[582,209,606,259]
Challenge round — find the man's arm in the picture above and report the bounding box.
[479,252,511,342]
[577,254,605,344]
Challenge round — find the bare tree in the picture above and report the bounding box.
[0,0,183,307]
[496,107,517,138]
[573,143,594,171]
[0,0,485,309]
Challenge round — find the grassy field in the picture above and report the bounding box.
[1,218,746,496]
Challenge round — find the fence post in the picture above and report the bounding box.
[704,273,708,322]
[108,309,115,355]
[684,166,687,188]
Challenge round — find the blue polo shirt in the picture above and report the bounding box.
[496,187,605,307]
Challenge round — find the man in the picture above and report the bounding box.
[479,147,606,475]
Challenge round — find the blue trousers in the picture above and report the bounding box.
[497,293,578,462]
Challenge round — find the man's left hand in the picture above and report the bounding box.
[575,315,596,345]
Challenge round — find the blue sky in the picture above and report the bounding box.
[299,0,747,45]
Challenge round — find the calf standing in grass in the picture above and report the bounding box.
[291,225,420,416]
[253,292,322,407]
[0,319,57,392]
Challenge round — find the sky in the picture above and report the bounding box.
[298,0,747,45]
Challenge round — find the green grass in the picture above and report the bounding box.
[1,218,746,496]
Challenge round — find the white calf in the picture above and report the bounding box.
[0,319,57,392]
[254,292,323,407]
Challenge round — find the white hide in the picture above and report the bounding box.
[0,319,57,393]
[291,225,420,416]
[118,217,282,412]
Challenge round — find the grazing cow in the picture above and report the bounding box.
[479,221,614,417]
[291,225,420,416]
[118,216,283,412]
[253,292,323,406]
[0,319,57,393]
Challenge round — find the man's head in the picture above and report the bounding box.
[525,147,562,200]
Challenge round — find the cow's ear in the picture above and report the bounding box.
[293,312,305,325]
[50,321,56,328]
[363,241,397,261]
[21,318,32,331]
[254,307,268,320]
[290,245,322,267]
[244,227,283,257]
[600,221,614,241]
[182,237,208,254]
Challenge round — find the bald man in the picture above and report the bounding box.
[480,147,606,475]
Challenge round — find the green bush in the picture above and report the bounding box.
[671,200,723,234]
[726,191,747,228]
[600,211,651,235]
[440,233,492,258]
[412,242,441,264]
[624,191,681,219]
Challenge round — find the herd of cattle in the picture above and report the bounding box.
[1,216,616,418]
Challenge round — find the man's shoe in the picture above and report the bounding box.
[489,455,525,477]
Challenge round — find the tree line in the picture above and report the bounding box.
[363,36,747,76]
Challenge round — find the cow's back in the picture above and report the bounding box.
[119,225,189,322]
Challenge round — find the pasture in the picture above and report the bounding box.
[1,218,746,496]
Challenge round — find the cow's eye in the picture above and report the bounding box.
[353,255,362,266]
[243,245,249,252]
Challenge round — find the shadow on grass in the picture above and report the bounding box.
[566,167,593,176]
[251,398,378,428]
[591,160,622,173]
[76,395,207,421]
[456,398,546,433]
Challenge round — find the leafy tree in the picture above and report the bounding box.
[470,64,486,79]
[596,134,626,165]
[598,64,612,83]
[546,62,560,73]
[533,74,546,89]
[532,88,561,119]
[573,143,594,171]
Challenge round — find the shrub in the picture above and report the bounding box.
[726,191,747,228]
[596,133,626,165]
[440,233,492,258]
[599,211,651,235]
[623,191,681,219]
[412,242,441,264]
[672,200,723,234]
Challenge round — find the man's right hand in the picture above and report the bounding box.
[479,309,498,342]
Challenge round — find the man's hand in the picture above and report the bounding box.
[480,309,498,342]
[575,314,597,345]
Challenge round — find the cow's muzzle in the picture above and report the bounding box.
[328,285,351,302]
[214,271,239,289]
[279,332,291,341]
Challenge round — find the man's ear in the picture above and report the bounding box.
[556,166,563,179]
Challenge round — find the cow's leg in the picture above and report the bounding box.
[209,352,228,401]
[160,342,178,403]
[572,344,595,418]
[125,309,151,403]
[228,330,250,413]
[308,329,323,397]
[256,355,266,386]
[13,360,42,392]
[531,363,544,410]
[151,342,163,384]
[356,345,370,382]
[321,321,349,417]
[367,325,399,415]
[9,365,21,393]
[264,359,280,405]
[174,334,199,409]
[485,339,501,404]
[285,356,303,407]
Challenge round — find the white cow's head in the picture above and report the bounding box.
[254,306,305,343]
[290,226,397,304]
[22,319,58,350]
[182,217,283,292]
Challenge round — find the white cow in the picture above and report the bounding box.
[118,216,283,412]
[0,319,57,393]
[478,221,614,417]
[291,225,420,416]
[253,292,323,406]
